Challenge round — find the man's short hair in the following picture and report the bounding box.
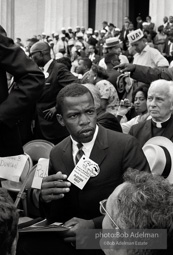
[104,52,119,65]
[80,57,92,70]
[56,83,94,114]
[112,168,173,254]
[56,57,72,71]
[0,188,19,255]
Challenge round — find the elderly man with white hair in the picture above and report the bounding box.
[129,79,173,147]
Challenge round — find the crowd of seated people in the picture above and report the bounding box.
[1,14,173,255]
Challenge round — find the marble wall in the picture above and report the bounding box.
[95,0,129,30]
[149,0,173,29]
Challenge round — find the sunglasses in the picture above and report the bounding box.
[99,199,119,229]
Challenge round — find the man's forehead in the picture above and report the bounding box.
[149,83,169,94]
[63,93,94,105]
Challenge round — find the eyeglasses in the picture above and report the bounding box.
[99,199,119,229]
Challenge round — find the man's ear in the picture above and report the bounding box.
[56,114,65,126]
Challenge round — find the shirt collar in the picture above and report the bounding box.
[71,125,99,158]
[152,115,172,128]
[43,59,53,72]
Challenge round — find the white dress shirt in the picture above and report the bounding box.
[71,125,99,165]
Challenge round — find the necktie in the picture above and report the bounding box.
[75,143,84,164]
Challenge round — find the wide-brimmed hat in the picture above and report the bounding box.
[104,37,120,49]
[142,137,173,184]
[127,28,144,44]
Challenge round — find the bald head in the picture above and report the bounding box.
[30,41,51,67]
[30,41,50,55]
[149,80,173,102]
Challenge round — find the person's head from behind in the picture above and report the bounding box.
[82,83,101,111]
[105,52,120,69]
[147,80,173,122]
[87,64,109,84]
[56,57,72,71]
[30,41,51,67]
[101,168,173,255]
[132,85,148,115]
[56,84,97,143]
[77,57,92,75]
[0,188,19,255]
[158,25,164,34]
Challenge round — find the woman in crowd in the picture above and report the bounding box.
[87,64,119,116]
[117,85,150,134]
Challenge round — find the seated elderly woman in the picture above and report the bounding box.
[100,168,173,255]
[0,188,19,255]
[87,64,119,116]
[117,85,150,134]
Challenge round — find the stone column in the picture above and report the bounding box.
[149,0,173,29]
[44,0,88,34]
[95,0,129,30]
[0,0,15,38]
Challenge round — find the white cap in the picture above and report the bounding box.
[76,32,83,38]
[127,29,144,44]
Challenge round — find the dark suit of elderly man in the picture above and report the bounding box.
[30,41,77,144]
[17,84,149,255]
[0,32,44,156]
[129,79,173,147]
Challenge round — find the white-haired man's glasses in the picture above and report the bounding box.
[99,199,119,229]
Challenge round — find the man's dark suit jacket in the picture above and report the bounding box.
[129,115,173,148]
[0,34,44,156]
[35,60,77,144]
[41,125,149,227]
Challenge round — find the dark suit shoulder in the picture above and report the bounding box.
[50,136,70,155]
[129,119,150,135]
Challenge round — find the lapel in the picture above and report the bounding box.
[62,137,74,175]
[162,115,173,140]
[47,60,55,74]
[90,125,108,166]
[141,119,153,145]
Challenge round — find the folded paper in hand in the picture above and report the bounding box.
[31,158,49,189]
[0,155,28,182]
